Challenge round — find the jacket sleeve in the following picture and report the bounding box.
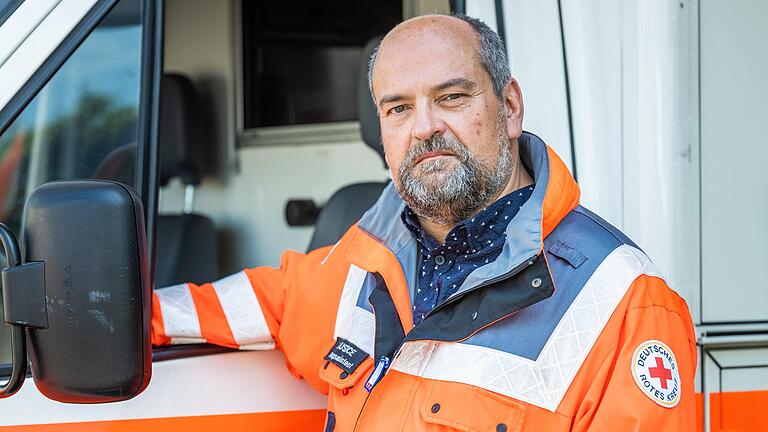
[152,240,350,392]
[573,274,698,431]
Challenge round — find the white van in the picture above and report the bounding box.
[0,0,765,430]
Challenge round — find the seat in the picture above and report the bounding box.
[154,73,218,286]
[156,214,216,286]
[306,36,388,252]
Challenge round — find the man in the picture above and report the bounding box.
[152,14,697,431]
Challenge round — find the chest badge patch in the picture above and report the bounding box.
[631,340,681,408]
[324,337,369,375]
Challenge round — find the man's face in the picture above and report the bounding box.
[372,17,523,225]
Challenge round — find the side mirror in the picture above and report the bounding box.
[0,180,151,403]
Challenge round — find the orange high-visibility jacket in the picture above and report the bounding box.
[153,133,697,431]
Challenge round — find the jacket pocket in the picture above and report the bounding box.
[318,355,374,390]
[421,380,527,432]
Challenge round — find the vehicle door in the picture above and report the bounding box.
[0,1,325,430]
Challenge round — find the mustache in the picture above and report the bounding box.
[402,134,469,169]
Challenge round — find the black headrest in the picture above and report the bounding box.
[358,36,386,167]
[159,73,207,186]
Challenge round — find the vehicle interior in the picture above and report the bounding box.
[156,0,448,277]
[0,0,454,364]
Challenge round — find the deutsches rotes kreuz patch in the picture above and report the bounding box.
[631,340,681,408]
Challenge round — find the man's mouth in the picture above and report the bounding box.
[414,150,456,166]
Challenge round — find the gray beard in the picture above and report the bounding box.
[396,127,513,226]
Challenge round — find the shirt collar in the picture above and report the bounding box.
[351,131,580,300]
[400,185,535,254]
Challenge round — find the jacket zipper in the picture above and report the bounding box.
[419,252,539,323]
[351,252,539,430]
[353,299,386,431]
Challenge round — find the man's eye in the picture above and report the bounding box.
[440,93,466,104]
[390,105,408,114]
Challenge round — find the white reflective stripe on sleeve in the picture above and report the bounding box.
[212,271,274,346]
[156,283,203,340]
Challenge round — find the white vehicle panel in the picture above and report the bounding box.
[700,0,768,323]
[618,0,700,321]
[466,0,496,31]
[0,350,327,426]
[0,0,97,112]
[500,0,573,173]
[559,0,622,228]
[0,0,59,67]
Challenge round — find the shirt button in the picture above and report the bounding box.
[497,424,507,432]
[435,255,446,265]
[431,403,441,413]
[531,277,542,288]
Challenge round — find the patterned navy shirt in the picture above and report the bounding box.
[402,185,535,325]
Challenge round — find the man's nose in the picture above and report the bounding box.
[411,104,447,141]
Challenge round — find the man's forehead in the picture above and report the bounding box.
[382,14,477,48]
[373,15,483,97]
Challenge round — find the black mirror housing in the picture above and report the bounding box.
[20,180,151,403]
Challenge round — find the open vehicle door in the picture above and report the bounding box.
[0,1,326,430]
[0,0,156,419]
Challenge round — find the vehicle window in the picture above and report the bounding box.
[0,0,142,368]
[241,0,401,128]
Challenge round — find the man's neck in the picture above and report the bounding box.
[420,161,534,244]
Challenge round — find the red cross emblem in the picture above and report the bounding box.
[648,357,672,389]
[632,340,681,407]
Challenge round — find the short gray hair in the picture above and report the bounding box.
[367,13,511,104]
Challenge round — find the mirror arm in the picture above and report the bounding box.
[0,223,20,267]
[0,223,28,399]
[0,327,27,398]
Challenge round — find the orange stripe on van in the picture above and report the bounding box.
[0,409,326,432]
[696,393,704,432]
[695,390,768,432]
[709,390,768,432]
[2,393,767,430]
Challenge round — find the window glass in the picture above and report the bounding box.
[242,0,401,128]
[0,0,143,368]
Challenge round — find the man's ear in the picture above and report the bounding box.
[503,78,524,139]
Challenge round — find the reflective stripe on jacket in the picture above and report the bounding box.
[152,132,697,431]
